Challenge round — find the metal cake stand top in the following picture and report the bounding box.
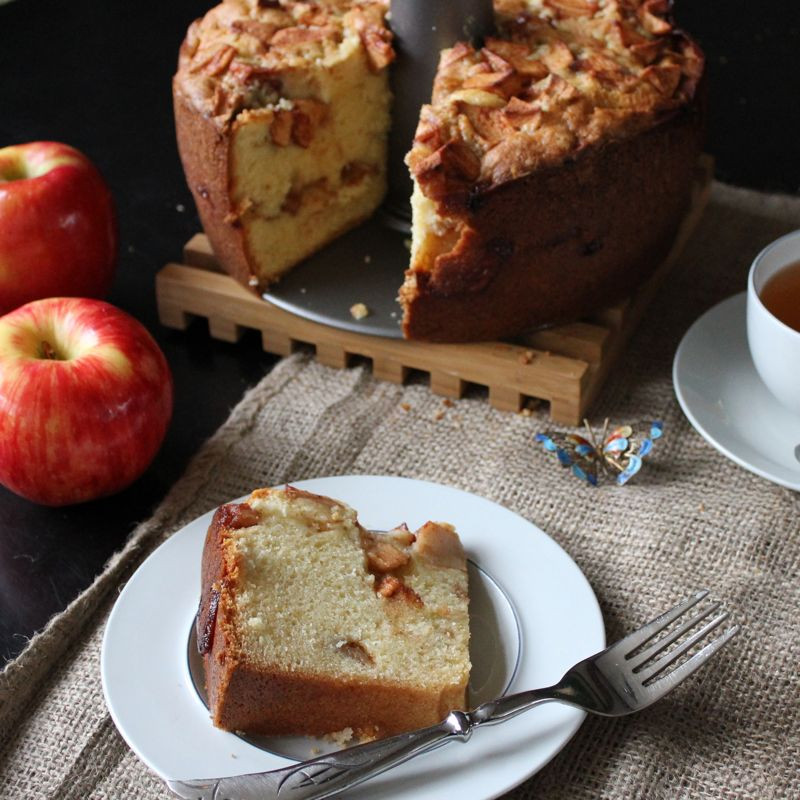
[264,0,495,341]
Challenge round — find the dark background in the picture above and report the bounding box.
[0,0,797,665]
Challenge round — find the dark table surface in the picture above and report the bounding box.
[0,0,798,666]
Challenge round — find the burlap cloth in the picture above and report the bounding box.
[1,182,799,799]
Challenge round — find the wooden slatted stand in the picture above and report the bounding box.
[156,157,712,425]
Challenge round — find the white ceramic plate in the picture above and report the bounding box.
[102,475,604,799]
[673,293,800,491]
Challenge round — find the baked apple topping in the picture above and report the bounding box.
[375,574,424,606]
[177,0,392,124]
[335,639,375,665]
[412,522,467,571]
[197,585,221,655]
[215,502,263,530]
[408,0,703,189]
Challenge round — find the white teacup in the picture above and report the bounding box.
[747,229,800,416]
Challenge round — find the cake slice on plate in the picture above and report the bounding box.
[197,486,471,738]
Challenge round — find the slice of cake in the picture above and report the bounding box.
[197,486,471,738]
[173,0,394,289]
[401,0,704,341]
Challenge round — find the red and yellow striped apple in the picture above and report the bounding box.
[0,141,117,315]
[0,297,173,506]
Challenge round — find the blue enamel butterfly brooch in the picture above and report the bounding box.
[535,419,663,486]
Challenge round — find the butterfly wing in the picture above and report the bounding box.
[536,432,600,485]
[616,454,643,485]
[603,420,663,484]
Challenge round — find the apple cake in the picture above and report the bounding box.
[174,0,704,341]
[196,486,471,738]
[173,0,394,287]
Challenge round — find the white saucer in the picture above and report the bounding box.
[673,293,800,491]
[101,475,605,800]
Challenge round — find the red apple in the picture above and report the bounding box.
[0,297,173,506]
[0,141,117,315]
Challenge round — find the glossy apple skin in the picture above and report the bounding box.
[0,298,173,506]
[0,141,117,315]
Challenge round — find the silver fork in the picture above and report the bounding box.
[168,589,738,800]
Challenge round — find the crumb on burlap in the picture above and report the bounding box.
[519,398,541,416]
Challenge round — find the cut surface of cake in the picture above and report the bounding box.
[173,0,394,289]
[197,486,471,738]
[174,0,704,342]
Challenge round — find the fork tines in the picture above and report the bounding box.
[623,590,739,688]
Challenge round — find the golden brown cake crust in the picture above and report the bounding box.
[198,501,247,722]
[173,86,255,290]
[174,1,392,127]
[406,0,704,192]
[213,662,464,737]
[198,488,469,738]
[401,106,702,341]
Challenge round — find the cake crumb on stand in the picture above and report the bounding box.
[350,302,370,320]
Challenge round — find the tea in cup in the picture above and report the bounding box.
[747,229,800,415]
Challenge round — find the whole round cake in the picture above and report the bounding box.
[174,0,704,342]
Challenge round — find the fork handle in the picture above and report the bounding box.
[468,685,561,726]
[167,690,563,800]
[167,710,477,800]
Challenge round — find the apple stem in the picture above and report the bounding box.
[39,340,60,360]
